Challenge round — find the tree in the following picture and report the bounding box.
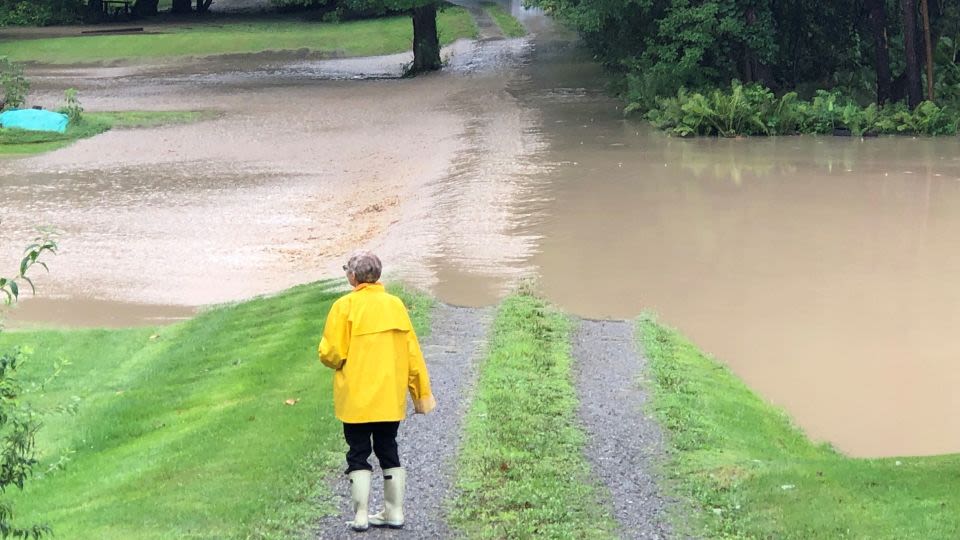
[170,0,191,14]
[920,0,934,100]
[902,0,924,107]
[344,0,442,74]
[410,3,441,72]
[0,231,57,540]
[131,0,159,17]
[195,0,213,13]
[865,0,893,104]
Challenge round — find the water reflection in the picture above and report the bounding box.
[506,21,960,456]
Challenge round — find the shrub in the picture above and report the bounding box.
[0,0,82,25]
[0,57,29,110]
[0,232,58,540]
[59,88,83,124]
[648,81,770,137]
[912,101,959,135]
[649,84,960,137]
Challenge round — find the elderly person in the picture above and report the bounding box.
[318,251,436,533]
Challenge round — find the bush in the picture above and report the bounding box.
[58,88,83,124]
[648,83,960,137]
[0,0,82,25]
[0,57,29,110]
[0,233,58,540]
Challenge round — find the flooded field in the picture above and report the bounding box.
[2,2,959,457]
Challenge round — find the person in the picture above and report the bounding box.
[318,251,436,533]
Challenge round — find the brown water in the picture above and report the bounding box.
[2,3,959,457]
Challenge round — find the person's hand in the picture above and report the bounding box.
[413,395,436,414]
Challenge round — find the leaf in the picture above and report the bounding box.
[8,280,18,299]
[22,276,34,295]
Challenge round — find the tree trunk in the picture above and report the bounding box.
[410,4,441,74]
[84,0,106,22]
[171,0,192,14]
[866,0,893,105]
[920,0,934,101]
[133,0,158,17]
[742,8,757,83]
[902,0,923,108]
[196,0,213,13]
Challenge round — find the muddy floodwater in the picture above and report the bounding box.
[2,2,960,457]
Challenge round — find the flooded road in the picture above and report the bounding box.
[2,2,959,457]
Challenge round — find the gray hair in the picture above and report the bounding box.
[346,251,382,284]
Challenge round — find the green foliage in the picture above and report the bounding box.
[0,0,82,26]
[0,349,52,540]
[0,232,57,305]
[0,234,59,540]
[0,58,28,111]
[452,291,617,539]
[934,35,960,105]
[649,84,960,137]
[58,89,82,125]
[649,81,781,137]
[638,315,960,539]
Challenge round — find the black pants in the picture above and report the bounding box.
[343,421,401,474]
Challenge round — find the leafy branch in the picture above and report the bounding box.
[0,229,58,306]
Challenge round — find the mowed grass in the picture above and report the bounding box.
[483,3,525,38]
[0,281,431,539]
[451,292,617,539]
[0,111,209,156]
[638,315,960,539]
[0,8,478,64]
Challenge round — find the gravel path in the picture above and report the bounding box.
[314,304,490,539]
[573,319,671,539]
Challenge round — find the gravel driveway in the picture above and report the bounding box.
[573,319,672,539]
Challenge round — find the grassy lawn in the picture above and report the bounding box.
[638,315,960,539]
[483,3,525,38]
[0,111,209,156]
[451,291,617,539]
[0,8,478,65]
[0,281,431,539]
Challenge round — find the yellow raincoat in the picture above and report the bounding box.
[318,283,435,423]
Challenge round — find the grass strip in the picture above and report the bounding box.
[483,3,526,38]
[638,314,960,539]
[0,110,209,156]
[0,281,431,539]
[451,291,616,539]
[0,9,478,65]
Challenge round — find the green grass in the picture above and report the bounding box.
[451,292,617,539]
[483,3,525,38]
[638,315,960,539]
[0,111,208,156]
[0,9,478,65]
[0,281,431,539]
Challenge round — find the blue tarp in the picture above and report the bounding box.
[0,109,69,134]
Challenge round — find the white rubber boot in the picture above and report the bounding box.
[347,470,371,532]
[369,467,405,529]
